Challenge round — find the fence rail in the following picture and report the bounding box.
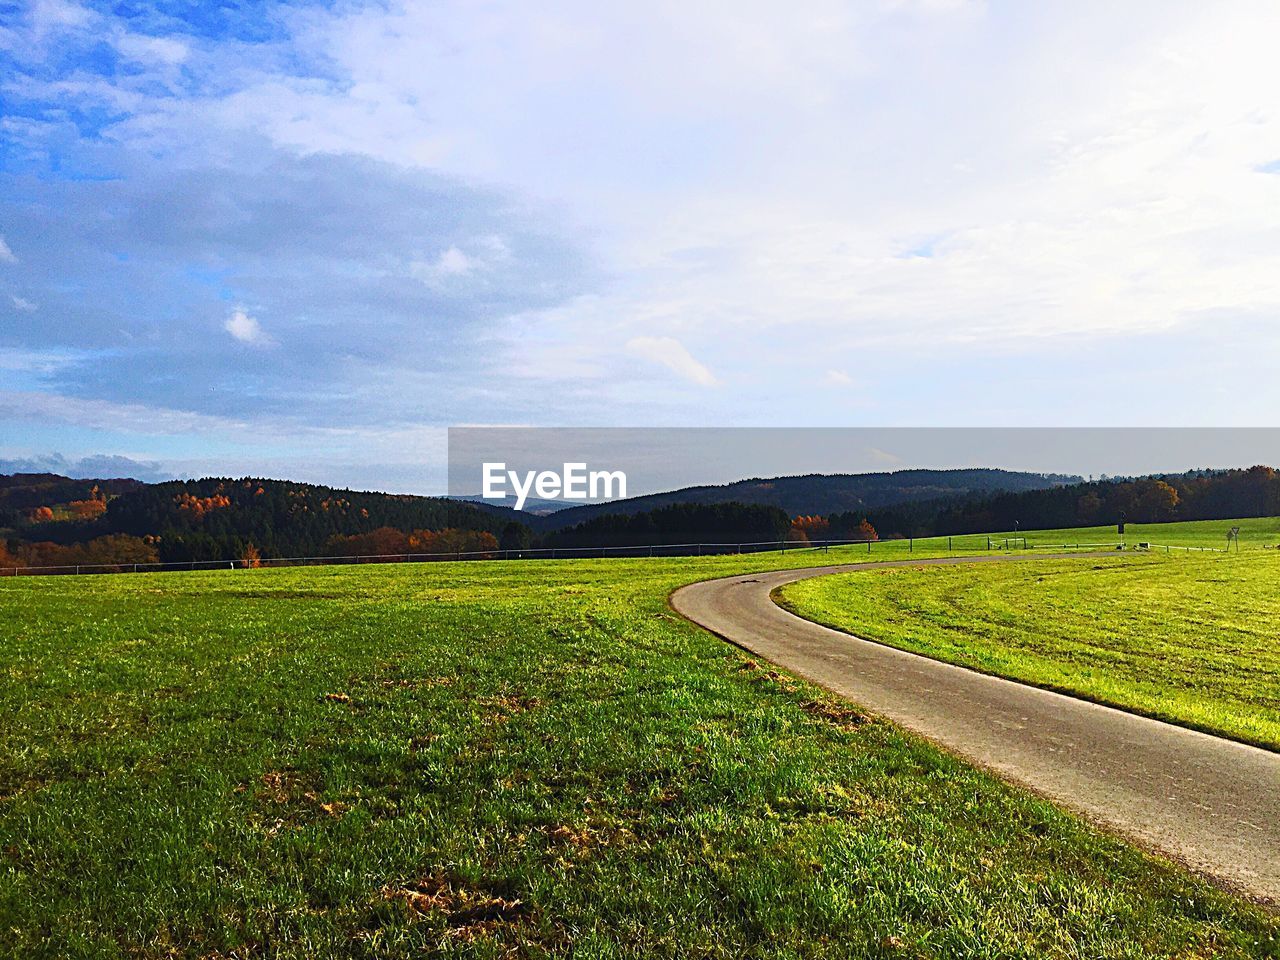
[0,534,1229,578]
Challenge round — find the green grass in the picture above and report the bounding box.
[992,515,1280,551]
[779,551,1280,751]
[886,515,1280,554]
[1,547,1277,958]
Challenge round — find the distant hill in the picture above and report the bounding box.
[11,465,1277,568]
[0,473,145,516]
[453,494,575,515]
[535,468,1078,532]
[858,465,1280,539]
[0,474,526,564]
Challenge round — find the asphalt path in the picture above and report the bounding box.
[669,553,1280,903]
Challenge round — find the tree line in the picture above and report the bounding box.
[1,476,522,567]
[853,466,1280,539]
[4,466,1278,569]
[541,502,793,548]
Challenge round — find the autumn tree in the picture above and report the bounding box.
[13,535,158,571]
[409,528,499,557]
[174,492,232,518]
[241,542,262,569]
[325,527,410,558]
[1134,479,1179,522]
[786,525,811,545]
[69,498,107,520]
[790,515,830,542]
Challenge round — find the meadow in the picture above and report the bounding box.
[779,551,1280,749]
[989,515,1280,550]
[892,515,1280,553]
[1,543,1277,958]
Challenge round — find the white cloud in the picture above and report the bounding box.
[824,369,854,386]
[115,33,189,66]
[180,0,1280,359]
[10,296,36,312]
[224,308,273,346]
[408,242,512,288]
[8,0,1280,434]
[0,237,16,263]
[29,0,92,32]
[0,452,175,483]
[626,336,718,386]
[0,389,248,435]
[0,347,82,374]
[417,245,473,279]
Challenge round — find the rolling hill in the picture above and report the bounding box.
[534,468,1078,531]
[0,474,525,565]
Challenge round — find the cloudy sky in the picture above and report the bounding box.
[2,0,1279,492]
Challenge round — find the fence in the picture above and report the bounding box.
[5,537,863,577]
[0,533,1229,578]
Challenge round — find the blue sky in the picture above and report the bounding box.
[2,0,1280,493]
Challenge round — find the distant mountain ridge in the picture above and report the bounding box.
[452,494,576,515]
[533,468,1079,531]
[0,468,1079,559]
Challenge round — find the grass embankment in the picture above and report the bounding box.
[779,552,1280,750]
[1,547,1276,958]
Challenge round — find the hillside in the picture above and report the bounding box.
[0,474,524,567]
[0,473,145,526]
[8,465,1280,569]
[854,465,1280,539]
[535,468,1077,531]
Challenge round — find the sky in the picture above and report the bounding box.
[2,0,1280,493]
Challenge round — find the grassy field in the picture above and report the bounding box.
[894,515,1280,553]
[992,515,1280,550]
[1,546,1277,958]
[779,551,1280,750]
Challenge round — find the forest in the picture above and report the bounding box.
[534,467,1075,531]
[3,465,1280,568]
[0,475,518,568]
[851,466,1280,539]
[542,502,792,549]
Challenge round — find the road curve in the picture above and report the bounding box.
[670,553,1280,903]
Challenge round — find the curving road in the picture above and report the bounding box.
[670,553,1280,903]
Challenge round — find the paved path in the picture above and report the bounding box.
[670,553,1280,903]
